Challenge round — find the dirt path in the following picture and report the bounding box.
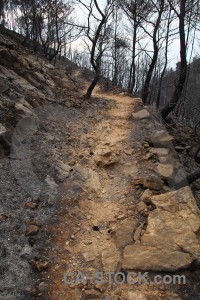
[43,91,140,299]
[40,89,200,300]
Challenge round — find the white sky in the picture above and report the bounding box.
[72,1,199,70]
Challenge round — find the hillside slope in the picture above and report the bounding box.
[0,33,200,300]
[0,32,79,157]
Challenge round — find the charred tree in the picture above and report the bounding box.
[141,0,165,104]
[161,0,187,120]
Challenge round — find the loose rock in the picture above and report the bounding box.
[38,282,48,293]
[102,247,121,272]
[132,109,150,120]
[134,176,163,191]
[156,163,174,178]
[25,225,39,236]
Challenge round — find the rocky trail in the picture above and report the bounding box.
[33,89,200,300]
[0,33,200,300]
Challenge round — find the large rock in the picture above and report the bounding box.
[151,147,170,163]
[132,109,150,120]
[134,176,163,191]
[110,218,136,248]
[122,187,200,271]
[151,147,169,157]
[156,163,174,178]
[102,246,121,272]
[150,130,174,145]
[123,244,192,271]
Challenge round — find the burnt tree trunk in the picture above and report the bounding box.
[84,0,112,99]
[128,22,137,94]
[156,9,171,108]
[141,0,164,104]
[161,0,187,120]
[84,74,100,99]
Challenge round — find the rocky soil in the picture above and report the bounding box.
[0,34,200,300]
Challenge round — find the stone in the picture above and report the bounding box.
[82,251,96,263]
[144,152,153,160]
[0,123,7,135]
[33,260,49,271]
[123,187,200,271]
[94,281,109,292]
[94,145,117,167]
[45,175,58,189]
[25,73,41,88]
[0,77,9,92]
[83,289,101,299]
[151,148,169,157]
[56,161,71,178]
[45,176,58,204]
[38,282,48,293]
[102,247,121,272]
[143,142,149,148]
[124,149,133,155]
[123,244,192,271]
[151,148,171,163]
[89,169,101,193]
[23,202,38,209]
[72,182,83,193]
[134,223,144,241]
[134,176,163,191]
[150,130,174,144]
[156,164,174,178]
[15,102,33,118]
[33,72,46,83]
[136,202,148,215]
[143,177,163,190]
[110,218,136,248]
[127,291,147,300]
[71,165,101,193]
[48,195,55,206]
[0,48,14,67]
[140,189,152,201]
[25,225,39,236]
[175,146,185,151]
[133,98,143,106]
[132,109,150,120]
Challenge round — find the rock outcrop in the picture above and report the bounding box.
[0,33,76,157]
[123,187,200,271]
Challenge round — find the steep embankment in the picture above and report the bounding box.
[0,33,200,300]
[0,33,79,299]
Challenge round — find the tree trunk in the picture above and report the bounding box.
[112,7,118,86]
[156,9,171,108]
[84,74,100,99]
[128,23,137,94]
[161,0,187,120]
[141,0,164,104]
